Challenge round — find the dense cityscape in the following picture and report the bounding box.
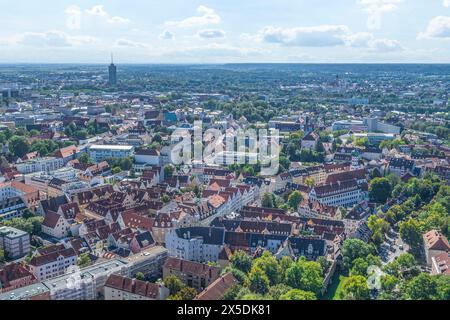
[0,62,448,302]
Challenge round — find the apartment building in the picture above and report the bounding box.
[0,226,30,259]
[42,259,129,300]
[165,227,225,263]
[28,247,77,281]
[0,263,37,293]
[163,257,220,291]
[89,145,134,163]
[104,274,169,300]
[16,157,64,174]
[309,179,368,208]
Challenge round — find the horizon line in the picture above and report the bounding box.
[1,62,450,65]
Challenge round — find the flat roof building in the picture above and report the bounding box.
[0,226,30,259]
[89,145,134,162]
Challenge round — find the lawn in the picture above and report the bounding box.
[321,272,347,300]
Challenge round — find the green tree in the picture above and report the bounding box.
[304,177,315,188]
[3,217,43,236]
[261,193,274,208]
[135,272,145,281]
[401,273,437,300]
[163,275,185,295]
[77,253,92,268]
[112,167,121,174]
[341,239,375,271]
[9,135,30,158]
[222,266,247,284]
[350,258,369,277]
[380,274,399,292]
[339,275,370,300]
[434,274,450,300]
[230,250,253,274]
[400,219,422,248]
[287,191,303,211]
[0,247,5,262]
[73,130,88,140]
[78,153,93,165]
[368,215,390,246]
[279,289,317,300]
[279,156,291,171]
[278,256,294,282]
[268,284,292,300]
[316,256,331,276]
[252,251,281,285]
[170,287,197,300]
[369,177,392,203]
[285,258,323,294]
[164,165,175,178]
[246,267,270,295]
[223,284,243,300]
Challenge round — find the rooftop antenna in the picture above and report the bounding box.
[111,52,114,65]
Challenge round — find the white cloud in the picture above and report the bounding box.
[197,29,226,39]
[342,32,375,47]
[260,25,350,47]
[252,25,403,52]
[357,0,403,30]
[159,30,174,40]
[444,0,450,7]
[86,5,108,17]
[165,5,220,28]
[65,5,82,30]
[114,39,149,48]
[343,32,403,51]
[418,16,450,39]
[15,31,97,47]
[369,38,403,51]
[85,5,130,25]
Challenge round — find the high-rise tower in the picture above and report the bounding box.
[108,53,117,86]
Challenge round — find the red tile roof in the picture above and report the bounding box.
[424,230,450,251]
[42,211,63,229]
[54,145,79,159]
[121,212,154,231]
[195,273,238,300]
[105,274,162,299]
[163,257,220,278]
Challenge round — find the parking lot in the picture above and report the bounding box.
[379,228,410,264]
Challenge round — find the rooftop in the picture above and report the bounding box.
[0,282,49,300]
[90,145,134,151]
[0,226,29,238]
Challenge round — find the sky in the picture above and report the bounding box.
[0,0,450,63]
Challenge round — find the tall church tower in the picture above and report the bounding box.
[108,53,117,86]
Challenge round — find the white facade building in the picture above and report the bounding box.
[16,157,64,174]
[89,145,134,163]
[165,227,225,263]
[309,180,368,208]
